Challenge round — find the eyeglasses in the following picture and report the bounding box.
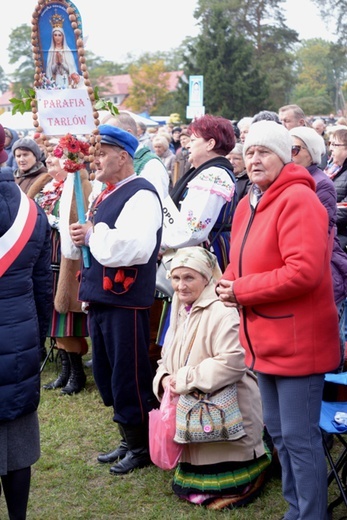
[291,145,307,157]
[329,142,346,148]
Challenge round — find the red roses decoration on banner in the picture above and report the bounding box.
[53,134,90,173]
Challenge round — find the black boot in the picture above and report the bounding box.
[98,441,128,463]
[110,423,151,475]
[60,353,86,395]
[43,349,70,390]
[98,424,128,463]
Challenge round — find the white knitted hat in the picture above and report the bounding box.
[289,126,326,165]
[243,121,292,164]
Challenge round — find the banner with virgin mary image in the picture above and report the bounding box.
[32,0,95,136]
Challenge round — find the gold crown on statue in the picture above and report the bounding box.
[50,10,64,29]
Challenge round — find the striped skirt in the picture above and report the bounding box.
[49,308,88,338]
[49,243,88,338]
[172,444,272,509]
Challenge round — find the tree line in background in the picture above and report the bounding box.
[1,0,347,121]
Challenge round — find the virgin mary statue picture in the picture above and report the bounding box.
[38,2,84,89]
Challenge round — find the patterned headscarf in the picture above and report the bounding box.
[169,246,222,283]
[163,247,222,355]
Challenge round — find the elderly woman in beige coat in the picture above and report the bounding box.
[153,246,271,510]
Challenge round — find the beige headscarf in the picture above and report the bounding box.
[169,246,222,284]
[163,246,222,355]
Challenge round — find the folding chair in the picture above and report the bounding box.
[320,372,347,518]
[40,337,57,374]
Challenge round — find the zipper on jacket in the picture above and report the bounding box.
[238,205,257,370]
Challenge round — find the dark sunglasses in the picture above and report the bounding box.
[291,145,307,157]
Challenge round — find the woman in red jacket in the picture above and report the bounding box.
[217,120,340,520]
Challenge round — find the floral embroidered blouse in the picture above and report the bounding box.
[35,178,64,230]
[161,165,235,251]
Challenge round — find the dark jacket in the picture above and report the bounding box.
[0,170,52,422]
[308,164,347,304]
[4,127,19,173]
[235,171,251,200]
[0,165,14,176]
[332,158,347,250]
[333,158,347,203]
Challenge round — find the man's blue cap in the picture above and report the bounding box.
[98,124,139,158]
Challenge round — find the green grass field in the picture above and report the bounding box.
[0,352,346,519]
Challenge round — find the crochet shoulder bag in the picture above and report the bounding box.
[174,322,245,444]
[174,384,245,444]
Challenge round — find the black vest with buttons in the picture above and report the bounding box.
[79,177,162,308]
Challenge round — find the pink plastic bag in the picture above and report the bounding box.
[149,386,183,470]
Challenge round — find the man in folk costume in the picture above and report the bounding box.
[70,125,163,474]
[97,112,170,372]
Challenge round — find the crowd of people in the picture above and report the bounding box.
[0,102,347,519]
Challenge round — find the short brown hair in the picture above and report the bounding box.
[279,104,306,120]
[331,128,347,145]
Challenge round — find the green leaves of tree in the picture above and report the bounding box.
[10,87,35,115]
[7,25,35,97]
[93,86,119,116]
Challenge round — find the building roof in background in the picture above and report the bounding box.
[0,90,13,106]
[98,71,184,96]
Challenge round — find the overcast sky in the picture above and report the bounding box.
[0,0,333,75]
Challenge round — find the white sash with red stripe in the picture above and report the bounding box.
[0,186,37,277]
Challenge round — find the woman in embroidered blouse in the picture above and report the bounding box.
[160,114,237,272]
[27,146,91,395]
[156,115,237,344]
[153,247,271,510]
